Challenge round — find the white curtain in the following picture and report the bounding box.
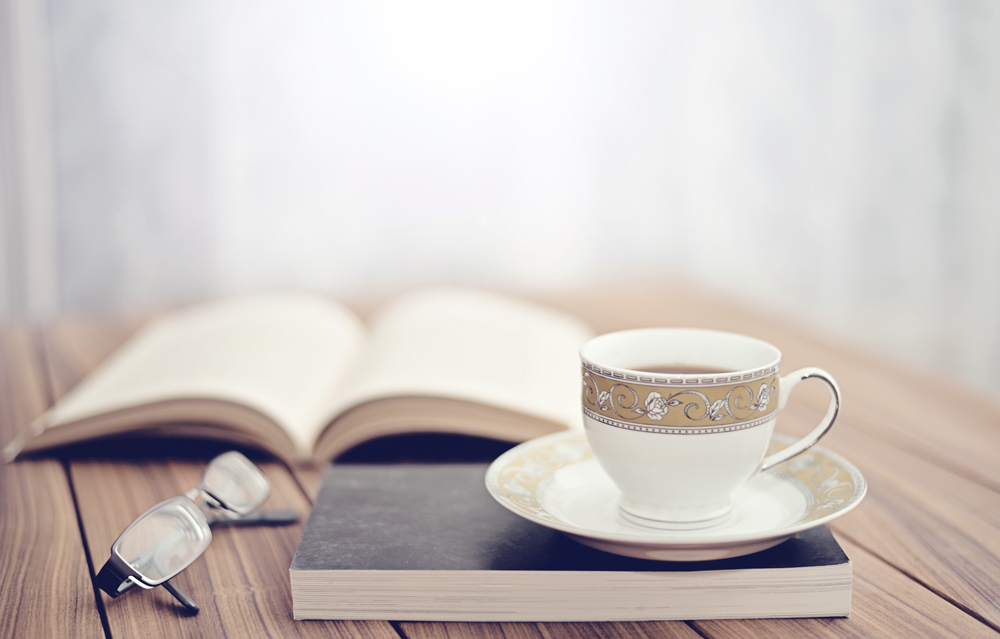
[6,0,1000,394]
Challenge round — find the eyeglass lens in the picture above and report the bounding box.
[200,451,270,514]
[113,499,211,584]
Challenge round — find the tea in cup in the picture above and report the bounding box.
[580,328,840,530]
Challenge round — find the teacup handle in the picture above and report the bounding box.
[759,367,841,472]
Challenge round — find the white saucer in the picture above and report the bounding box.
[485,430,866,561]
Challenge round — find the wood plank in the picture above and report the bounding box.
[781,401,1000,629]
[400,621,701,639]
[400,622,546,639]
[71,459,394,639]
[692,537,998,639]
[0,327,104,639]
[536,623,700,639]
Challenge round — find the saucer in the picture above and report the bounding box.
[485,430,866,561]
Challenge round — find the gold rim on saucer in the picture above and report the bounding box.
[485,430,867,561]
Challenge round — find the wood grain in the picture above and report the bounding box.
[536,622,701,639]
[400,622,546,639]
[692,537,998,639]
[782,401,1000,629]
[400,621,701,639]
[70,459,394,639]
[0,327,104,639]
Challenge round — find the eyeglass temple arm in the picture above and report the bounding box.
[118,579,200,614]
[162,580,200,614]
[98,566,200,615]
[205,507,299,527]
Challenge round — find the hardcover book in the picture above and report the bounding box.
[3,288,592,463]
[289,463,852,621]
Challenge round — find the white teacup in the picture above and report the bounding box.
[580,328,840,530]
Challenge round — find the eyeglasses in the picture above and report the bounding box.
[95,451,298,614]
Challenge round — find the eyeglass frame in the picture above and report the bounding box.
[95,452,299,614]
[96,495,209,610]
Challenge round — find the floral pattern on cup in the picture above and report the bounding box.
[642,392,671,420]
[583,370,778,427]
[756,383,771,411]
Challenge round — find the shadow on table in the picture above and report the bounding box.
[17,432,518,464]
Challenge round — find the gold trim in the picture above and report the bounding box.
[583,407,777,435]
[489,433,864,528]
[582,367,779,428]
[489,435,594,523]
[582,361,781,387]
[767,440,862,523]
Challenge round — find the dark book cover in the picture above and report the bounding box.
[290,463,851,620]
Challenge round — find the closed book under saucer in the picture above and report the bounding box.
[290,464,852,621]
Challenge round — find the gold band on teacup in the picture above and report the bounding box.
[581,362,780,433]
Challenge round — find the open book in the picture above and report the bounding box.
[4,289,593,463]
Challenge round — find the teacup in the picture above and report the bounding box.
[580,328,840,530]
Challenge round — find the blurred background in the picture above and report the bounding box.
[1,0,999,395]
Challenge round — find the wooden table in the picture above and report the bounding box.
[3,285,1000,639]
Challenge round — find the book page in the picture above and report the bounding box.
[40,294,367,455]
[311,288,593,448]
